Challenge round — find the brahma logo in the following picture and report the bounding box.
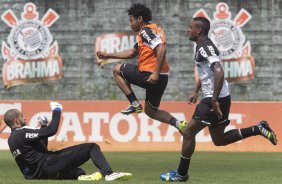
[95,32,138,68]
[1,3,63,88]
[194,2,255,82]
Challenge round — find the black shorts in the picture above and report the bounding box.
[120,63,168,109]
[192,95,231,128]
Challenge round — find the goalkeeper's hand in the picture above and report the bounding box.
[38,115,48,126]
[50,101,63,112]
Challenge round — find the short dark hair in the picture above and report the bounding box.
[193,17,210,35]
[4,109,20,128]
[127,3,152,23]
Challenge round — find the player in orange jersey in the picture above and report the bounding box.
[97,3,187,132]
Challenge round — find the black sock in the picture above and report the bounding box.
[169,117,177,127]
[126,93,138,105]
[240,126,260,139]
[89,143,113,176]
[177,156,191,176]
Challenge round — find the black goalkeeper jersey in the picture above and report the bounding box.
[8,110,61,179]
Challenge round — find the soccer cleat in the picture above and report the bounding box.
[160,170,188,182]
[257,120,277,145]
[178,121,188,133]
[78,172,102,181]
[121,104,142,115]
[105,172,132,181]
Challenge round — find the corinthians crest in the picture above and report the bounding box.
[1,3,63,89]
[194,2,255,82]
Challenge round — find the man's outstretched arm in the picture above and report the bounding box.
[38,102,62,138]
[96,48,138,60]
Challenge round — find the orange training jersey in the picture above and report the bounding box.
[135,23,169,74]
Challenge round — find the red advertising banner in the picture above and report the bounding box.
[0,101,281,152]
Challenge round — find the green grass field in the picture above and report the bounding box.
[0,151,281,184]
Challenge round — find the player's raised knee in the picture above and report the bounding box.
[213,140,227,146]
[144,105,157,118]
[113,64,122,76]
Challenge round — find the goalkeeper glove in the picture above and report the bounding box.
[50,101,63,112]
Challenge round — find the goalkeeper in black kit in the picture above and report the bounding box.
[4,101,132,181]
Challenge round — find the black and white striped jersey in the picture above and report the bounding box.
[194,38,229,98]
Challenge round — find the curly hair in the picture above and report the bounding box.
[127,3,152,23]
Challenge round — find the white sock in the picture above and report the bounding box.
[131,101,139,107]
[175,120,180,128]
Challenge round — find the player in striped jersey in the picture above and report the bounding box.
[160,17,277,182]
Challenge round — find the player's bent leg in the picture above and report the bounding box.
[113,63,122,75]
[210,120,277,146]
[160,119,205,182]
[41,144,93,175]
[181,119,206,157]
[113,63,133,96]
[209,123,242,146]
[144,101,164,121]
[59,168,86,180]
[41,143,113,178]
[144,101,187,131]
[114,63,144,115]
